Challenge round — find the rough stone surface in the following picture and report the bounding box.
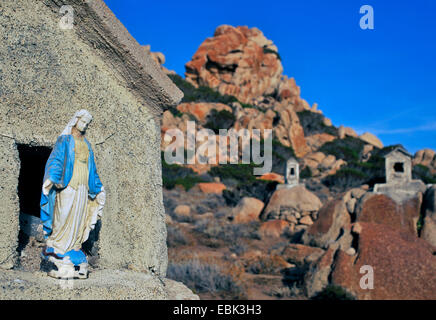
[330,222,436,300]
[259,220,289,238]
[230,197,264,223]
[173,205,192,219]
[281,244,325,267]
[185,25,285,105]
[0,0,183,276]
[0,138,20,269]
[359,132,383,149]
[176,102,233,123]
[302,197,351,249]
[0,269,199,300]
[413,149,436,174]
[197,182,226,194]
[262,185,322,220]
[256,173,285,184]
[355,193,421,236]
[421,186,436,246]
[304,248,335,298]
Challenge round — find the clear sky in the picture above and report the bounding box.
[105,0,436,154]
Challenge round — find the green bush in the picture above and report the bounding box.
[413,164,436,184]
[168,74,239,105]
[297,110,338,137]
[319,136,365,162]
[204,109,236,134]
[161,152,207,190]
[311,285,355,300]
[300,166,312,179]
[167,259,243,298]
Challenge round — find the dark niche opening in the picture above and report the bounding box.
[16,144,52,258]
[290,167,295,176]
[393,162,404,173]
[17,144,52,218]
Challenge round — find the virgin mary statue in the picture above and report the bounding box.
[40,109,105,279]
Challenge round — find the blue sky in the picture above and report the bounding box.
[105,0,436,154]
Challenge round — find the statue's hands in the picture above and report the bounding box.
[42,179,53,196]
[96,186,106,218]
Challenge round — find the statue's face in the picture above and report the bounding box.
[76,116,91,133]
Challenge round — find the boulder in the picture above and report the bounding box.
[359,132,383,149]
[304,248,336,297]
[197,182,226,194]
[230,197,264,223]
[281,244,325,267]
[256,173,284,184]
[173,205,191,219]
[300,216,314,226]
[355,193,421,236]
[330,222,436,300]
[259,220,290,238]
[421,186,436,246]
[262,185,322,220]
[305,133,336,151]
[302,197,351,249]
[413,149,436,171]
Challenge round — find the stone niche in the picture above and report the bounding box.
[0,0,197,299]
[374,146,426,201]
[277,157,300,189]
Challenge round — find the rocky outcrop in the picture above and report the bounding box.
[281,244,325,267]
[359,132,383,149]
[143,45,176,75]
[413,149,436,174]
[330,222,436,300]
[355,193,422,236]
[177,102,233,124]
[302,197,351,249]
[185,25,304,106]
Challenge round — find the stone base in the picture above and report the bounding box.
[373,180,427,203]
[276,183,301,190]
[0,269,199,300]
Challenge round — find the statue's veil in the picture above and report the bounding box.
[60,109,93,136]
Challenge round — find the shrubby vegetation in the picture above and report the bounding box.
[204,109,236,134]
[168,74,239,105]
[161,152,207,190]
[321,145,410,191]
[413,164,436,184]
[167,259,243,298]
[297,110,338,137]
[194,220,261,243]
[262,47,282,61]
[311,285,355,300]
[166,226,189,247]
[319,137,366,162]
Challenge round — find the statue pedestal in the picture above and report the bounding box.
[0,269,199,300]
[276,183,301,190]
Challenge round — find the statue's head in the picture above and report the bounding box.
[60,109,93,137]
[75,113,92,133]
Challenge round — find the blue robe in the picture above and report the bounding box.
[40,134,103,240]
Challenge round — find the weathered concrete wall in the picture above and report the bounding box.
[0,138,20,269]
[385,150,412,184]
[0,0,170,275]
[421,186,436,247]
